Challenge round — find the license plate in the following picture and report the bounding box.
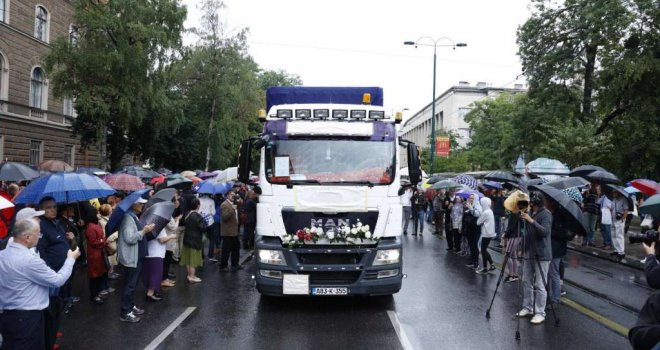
[311,287,348,295]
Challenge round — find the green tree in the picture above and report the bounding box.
[44,0,187,170]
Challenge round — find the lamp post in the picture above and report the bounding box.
[404,37,466,174]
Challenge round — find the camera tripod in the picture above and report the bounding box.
[485,216,559,340]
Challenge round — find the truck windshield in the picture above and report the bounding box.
[265,139,396,185]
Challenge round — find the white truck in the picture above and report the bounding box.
[237,87,422,296]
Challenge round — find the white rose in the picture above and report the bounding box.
[310,227,316,233]
[365,232,372,239]
[316,228,324,237]
[364,225,370,231]
[343,227,350,234]
[351,228,358,235]
[283,236,291,243]
[305,228,310,234]
[361,226,368,233]
[357,222,362,228]
[293,235,299,241]
[327,231,335,240]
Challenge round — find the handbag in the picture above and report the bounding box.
[641,214,654,229]
[104,243,116,256]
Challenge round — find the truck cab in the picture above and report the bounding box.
[238,87,422,296]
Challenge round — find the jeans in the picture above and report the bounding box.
[506,237,521,277]
[548,258,562,304]
[522,258,550,317]
[612,220,625,254]
[467,229,479,266]
[0,310,44,350]
[120,259,143,317]
[412,210,425,234]
[402,206,412,233]
[220,236,240,268]
[585,213,598,244]
[601,224,612,246]
[494,216,502,240]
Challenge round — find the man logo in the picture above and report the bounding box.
[311,218,350,233]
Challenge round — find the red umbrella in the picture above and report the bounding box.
[150,175,165,186]
[630,179,659,196]
[103,174,145,192]
[39,160,73,172]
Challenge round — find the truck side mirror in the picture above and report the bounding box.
[407,143,422,185]
[238,139,252,183]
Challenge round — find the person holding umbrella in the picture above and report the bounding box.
[144,215,177,301]
[117,196,155,323]
[180,198,206,283]
[612,191,629,259]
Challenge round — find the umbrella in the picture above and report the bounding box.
[156,168,172,176]
[0,196,14,210]
[189,176,203,185]
[180,170,196,178]
[13,172,116,205]
[484,170,519,184]
[198,171,215,179]
[526,158,570,176]
[76,167,108,176]
[545,177,590,190]
[562,187,583,204]
[123,168,159,180]
[624,186,641,194]
[483,181,503,190]
[639,194,660,217]
[569,165,607,177]
[195,180,233,195]
[150,175,165,186]
[629,179,659,196]
[431,179,462,190]
[140,202,175,235]
[453,174,478,190]
[0,162,40,181]
[604,184,634,210]
[213,167,239,183]
[105,189,150,236]
[426,176,446,184]
[529,184,588,236]
[104,174,146,192]
[145,188,176,211]
[585,170,620,184]
[39,160,73,172]
[162,174,193,190]
[456,189,484,200]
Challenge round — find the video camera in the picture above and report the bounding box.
[516,200,529,212]
[629,230,659,245]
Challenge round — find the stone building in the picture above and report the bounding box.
[0,0,99,167]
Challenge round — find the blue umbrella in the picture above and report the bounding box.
[483,181,502,190]
[14,172,116,205]
[105,189,149,236]
[194,180,233,195]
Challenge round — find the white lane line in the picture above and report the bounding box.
[387,310,415,350]
[144,306,196,350]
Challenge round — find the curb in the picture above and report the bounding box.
[567,243,645,271]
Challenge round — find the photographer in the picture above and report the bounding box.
[641,227,660,289]
[516,192,553,325]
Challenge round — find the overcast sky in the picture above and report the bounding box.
[181,0,532,120]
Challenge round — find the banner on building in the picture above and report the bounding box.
[435,136,450,157]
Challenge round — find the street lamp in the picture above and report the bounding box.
[404,37,466,174]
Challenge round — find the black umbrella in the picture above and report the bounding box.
[139,201,175,235]
[145,188,176,211]
[585,170,620,184]
[0,162,40,182]
[529,184,588,236]
[604,184,634,210]
[426,176,446,184]
[545,177,590,190]
[163,175,192,190]
[484,170,519,184]
[569,165,606,177]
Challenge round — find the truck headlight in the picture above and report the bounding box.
[373,249,400,266]
[258,249,286,266]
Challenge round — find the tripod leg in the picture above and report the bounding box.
[515,255,524,341]
[486,248,511,319]
[535,256,559,326]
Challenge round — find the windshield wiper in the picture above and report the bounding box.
[285,179,323,188]
[324,180,376,188]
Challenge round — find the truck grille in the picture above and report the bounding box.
[301,271,362,285]
[297,253,362,265]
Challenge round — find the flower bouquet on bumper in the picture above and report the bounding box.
[282,220,381,247]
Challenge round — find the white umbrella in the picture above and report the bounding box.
[214,167,238,183]
[0,196,13,210]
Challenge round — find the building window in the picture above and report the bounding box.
[69,24,78,46]
[63,97,73,117]
[64,144,74,167]
[0,51,6,111]
[29,140,43,166]
[35,5,49,42]
[30,67,46,118]
[0,135,4,162]
[459,107,471,121]
[0,0,6,23]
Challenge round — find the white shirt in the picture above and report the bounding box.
[400,189,412,207]
[146,230,167,258]
[198,197,217,226]
[0,242,75,310]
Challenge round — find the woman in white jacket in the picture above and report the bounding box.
[476,197,496,274]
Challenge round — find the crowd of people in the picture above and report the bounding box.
[400,180,660,328]
[0,179,260,349]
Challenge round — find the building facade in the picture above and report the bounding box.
[399,82,526,150]
[0,0,99,167]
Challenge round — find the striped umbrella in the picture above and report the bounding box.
[103,174,145,192]
[453,174,478,190]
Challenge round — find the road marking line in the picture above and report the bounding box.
[387,310,415,350]
[144,306,196,350]
[560,297,629,337]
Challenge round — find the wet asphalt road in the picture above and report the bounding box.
[58,226,637,350]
